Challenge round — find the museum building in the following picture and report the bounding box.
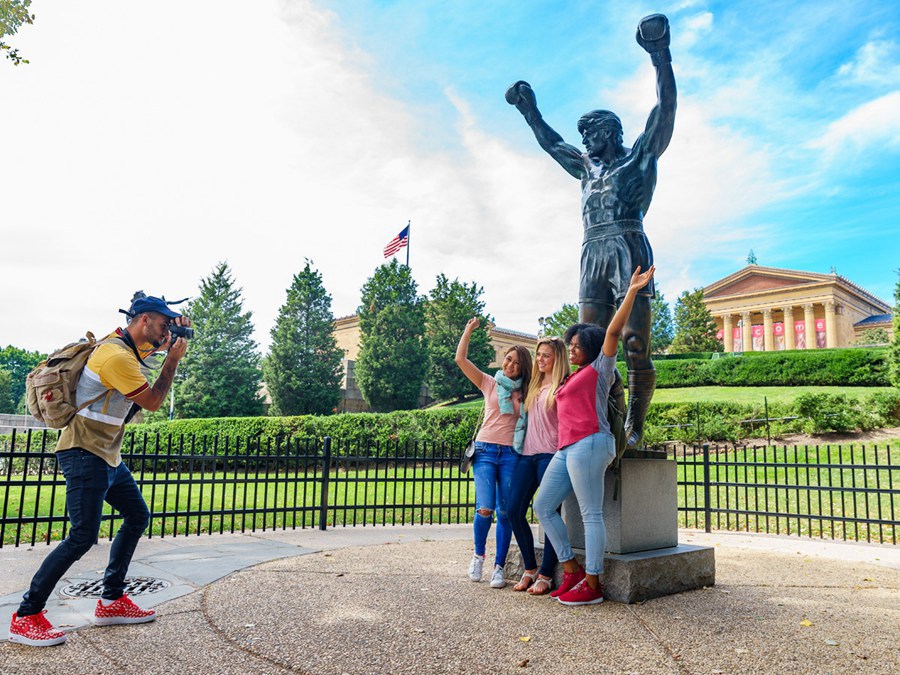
[332,315,537,412]
[703,265,893,352]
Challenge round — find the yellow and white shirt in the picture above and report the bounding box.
[56,329,151,466]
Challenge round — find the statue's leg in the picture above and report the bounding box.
[622,296,656,450]
[578,301,614,328]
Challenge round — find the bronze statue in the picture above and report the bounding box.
[506,13,676,450]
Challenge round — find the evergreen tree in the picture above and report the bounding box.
[650,287,674,354]
[264,261,344,415]
[425,274,493,402]
[670,288,722,353]
[355,259,428,412]
[0,369,15,413]
[540,303,578,337]
[892,273,900,387]
[174,262,264,419]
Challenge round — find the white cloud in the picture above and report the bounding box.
[837,40,900,86]
[808,91,900,162]
[677,11,714,49]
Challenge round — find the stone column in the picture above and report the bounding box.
[824,301,836,348]
[783,306,795,350]
[723,315,734,353]
[804,304,816,349]
[763,309,774,352]
[741,312,752,353]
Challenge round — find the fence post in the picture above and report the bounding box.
[702,442,712,533]
[318,436,332,531]
[764,396,771,446]
[696,403,702,443]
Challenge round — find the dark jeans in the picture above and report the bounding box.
[507,452,559,577]
[18,448,150,616]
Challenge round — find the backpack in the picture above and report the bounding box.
[607,371,628,500]
[25,332,114,429]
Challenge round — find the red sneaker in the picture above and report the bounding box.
[9,610,68,647]
[93,595,157,626]
[558,579,604,606]
[549,567,586,599]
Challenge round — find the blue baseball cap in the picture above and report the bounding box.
[130,296,182,320]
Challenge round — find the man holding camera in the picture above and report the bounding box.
[9,296,191,647]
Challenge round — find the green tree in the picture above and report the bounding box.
[852,327,890,346]
[892,273,900,387]
[651,287,674,354]
[1,0,34,65]
[263,261,344,415]
[173,262,264,419]
[355,259,428,412]
[540,303,578,337]
[670,288,722,353]
[0,345,45,410]
[0,369,15,413]
[425,274,493,402]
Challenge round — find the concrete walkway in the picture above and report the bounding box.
[1,526,898,673]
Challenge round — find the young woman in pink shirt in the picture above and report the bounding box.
[533,265,655,606]
[456,318,532,588]
[507,336,568,595]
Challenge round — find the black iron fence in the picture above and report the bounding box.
[1,430,897,547]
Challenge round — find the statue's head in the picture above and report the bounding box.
[577,110,624,153]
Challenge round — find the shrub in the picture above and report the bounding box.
[648,348,889,388]
[794,393,859,433]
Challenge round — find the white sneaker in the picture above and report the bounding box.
[468,554,485,582]
[490,564,506,588]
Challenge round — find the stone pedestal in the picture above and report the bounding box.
[550,458,677,554]
[507,457,714,603]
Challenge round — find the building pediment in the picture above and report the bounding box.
[704,266,831,299]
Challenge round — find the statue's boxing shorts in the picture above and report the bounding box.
[580,220,655,306]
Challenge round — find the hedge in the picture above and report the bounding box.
[5,390,897,455]
[622,348,890,388]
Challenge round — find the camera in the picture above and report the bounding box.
[169,324,194,340]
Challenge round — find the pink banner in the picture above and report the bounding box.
[751,325,764,338]
[773,322,785,350]
[794,320,806,349]
[815,318,826,348]
[716,329,724,340]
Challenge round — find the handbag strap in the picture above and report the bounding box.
[469,402,485,444]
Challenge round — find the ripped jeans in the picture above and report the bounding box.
[471,442,518,566]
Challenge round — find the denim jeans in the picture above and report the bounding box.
[471,442,518,566]
[507,452,559,577]
[533,432,615,576]
[18,448,150,616]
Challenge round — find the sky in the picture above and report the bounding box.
[2,0,898,356]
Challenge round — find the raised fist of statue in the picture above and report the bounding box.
[505,80,537,116]
[636,13,671,60]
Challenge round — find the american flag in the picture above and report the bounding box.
[383,225,409,257]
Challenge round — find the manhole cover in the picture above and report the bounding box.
[60,577,171,598]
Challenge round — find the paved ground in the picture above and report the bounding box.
[1,525,898,674]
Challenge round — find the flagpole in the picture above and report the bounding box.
[406,220,410,267]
